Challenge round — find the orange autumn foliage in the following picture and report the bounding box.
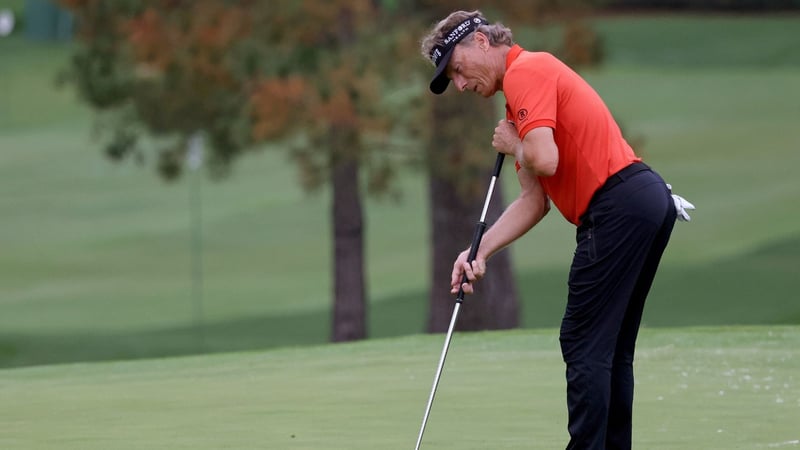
[250,76,308,140]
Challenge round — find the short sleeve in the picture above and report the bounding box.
[503,55,558,140]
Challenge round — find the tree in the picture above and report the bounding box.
[60,0,259,178]
[248,1,419,342]
[61,0,417,343]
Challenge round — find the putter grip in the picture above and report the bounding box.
[455,152,504,303]
[456,221,487,303]
[491,152,505,178]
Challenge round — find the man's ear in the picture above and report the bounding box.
[474,31,489,50]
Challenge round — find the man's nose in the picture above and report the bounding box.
[452,74,467,92]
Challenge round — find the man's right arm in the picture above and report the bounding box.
[480,165,550,261]
[451,165,549,294]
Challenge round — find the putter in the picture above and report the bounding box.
[415,152,505,450]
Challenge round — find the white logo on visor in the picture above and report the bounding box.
[432,48,442,64]
[435,17,486,63]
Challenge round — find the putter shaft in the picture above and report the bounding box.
[415,303,461,450]
[414,153,504,449]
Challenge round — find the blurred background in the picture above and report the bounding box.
[1,0,798,369]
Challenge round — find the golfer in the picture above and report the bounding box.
[422,10,686,450]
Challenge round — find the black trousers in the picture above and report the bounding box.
[560,163,676,450]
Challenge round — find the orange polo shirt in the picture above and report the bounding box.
[504,45,640,225]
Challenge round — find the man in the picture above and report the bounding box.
[420,10,693,450]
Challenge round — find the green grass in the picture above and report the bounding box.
[0,327,798,449]
[593,15,800,68]
[516,14,800,69]
[1,15,800,368]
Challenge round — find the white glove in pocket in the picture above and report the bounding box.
[666,184,695,222]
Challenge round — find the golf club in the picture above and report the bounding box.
[415,152,505,450]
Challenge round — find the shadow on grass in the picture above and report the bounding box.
[2,235,798,369]
[0,293,430,369]
[0,311,330,369]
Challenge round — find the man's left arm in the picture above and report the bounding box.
[493,121,558,177]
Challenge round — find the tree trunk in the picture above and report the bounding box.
[427,91,520,332]
[330,5,367,343]
[331,129,367,342]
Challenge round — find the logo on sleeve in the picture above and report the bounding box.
[517,108,528,123]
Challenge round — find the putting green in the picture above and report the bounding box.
[1,326,797,449]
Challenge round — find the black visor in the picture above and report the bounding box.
[428,16,489,95]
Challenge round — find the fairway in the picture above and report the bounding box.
[0,327,798,449]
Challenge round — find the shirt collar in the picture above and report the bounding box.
[505,44,524,70]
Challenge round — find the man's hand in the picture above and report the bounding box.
[492,120,520,156]
[450,248,487,295]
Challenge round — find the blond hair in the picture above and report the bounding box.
[420,10,514,65]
